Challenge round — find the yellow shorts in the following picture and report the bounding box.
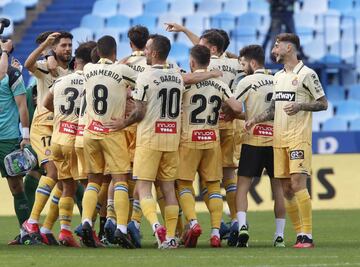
[125,126,136,163]
[30,124,53,166]
[133,146,179,182]
[83,132,131,175]
[274,142,312,178]
[220,129,237,168]
[178,144,222,182]
[52,143,79,180]
[75,147,87,179]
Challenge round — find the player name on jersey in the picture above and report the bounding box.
[154,75,182,85]
[85,69,124,83]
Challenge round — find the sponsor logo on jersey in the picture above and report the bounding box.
[192,129,216,141]
[155,121,177,134]
[275,91,296,101]
[253,124,273,137]
[290,150,304,160]
[77,124,85,136]
[292,77,298,86]
[88,120,109,133]
[59,121,78,135]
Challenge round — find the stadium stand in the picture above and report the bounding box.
[2,0,360,132]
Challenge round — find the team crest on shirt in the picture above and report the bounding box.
[292,77,298,86]
[45,149,51,156]
[155,121,177,134]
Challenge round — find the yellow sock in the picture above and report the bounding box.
[92,182,109,223]
[140,197,159,226]
[156,185,166,220]
[207,181,223,229]
[284,197,302,234]
[176,209,184,237]
[177,180,197,221]
[165,205,179,238]
[30,175,56,221]
[295,189,312,234]
[131,199,142,223]
[42,184,62,230]
[59,196,74,229]
[128,179,136,222]
[82,182,101,224]
[223,177,237,220]
[114,181,129,226]
[200,179,210,209]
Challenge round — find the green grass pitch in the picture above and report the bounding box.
[0,210,359,267]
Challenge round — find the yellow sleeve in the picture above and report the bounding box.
[121,64,137,88]
[31,60,49,79]
[303,71,325,100]
[222,82,233,101]
[234,78,251,102]
[132,73,149,102]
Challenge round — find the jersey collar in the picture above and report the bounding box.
[211,55,220,59]
[285,60,304,74]
[152,64,169,69]
[194,69,207,73]
[254,68,266,74]
[131,51,145,57]
[98,58,113,64]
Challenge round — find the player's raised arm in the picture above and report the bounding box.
[165,22,200,45]
[42,90,54,112]
[182,69,222,85]
[0,39,12,80]
[24,32,60,74]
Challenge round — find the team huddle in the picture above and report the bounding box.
[0,22,328,249]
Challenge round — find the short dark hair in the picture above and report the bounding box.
[36,31,54,44]
[97,35,117,57]
[202,29,229,52]
[200,31,224,54]
[128,25,149,50]
[151,34,171,61]
[75,41,97,64]
[276,33,300,50]
[239,45,265,66]
[91,47,100,63]
[53,31,73,45]
[190,45,210,67]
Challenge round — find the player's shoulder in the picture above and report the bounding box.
[83,62,95,72]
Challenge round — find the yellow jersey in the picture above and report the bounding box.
[181,69,233,149]
[132,65,184,151]
[83,58,137,139]
[273,61,325,148]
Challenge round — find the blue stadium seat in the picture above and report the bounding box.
[169,42,190,61]
[2,2,26,23]
[326,85,346,102]
[349,118,360,131]
[71,27,94,50]
[320,54,342,64]
[16,0,38,8]
[144,0,168,15]
[348,85,360,100]
[118,0,143,18]
[169,0,194,16]
[117,42,132,59]
[0,0,12,8]
[248,0,269,15]
[92,0,118,18]
[303,37,326,61]
[223,0,248,15]
[335,100,360,120]
[197,0,222,16]
[152,27,175,41]
[177,58,190,72]
[184,14,209,35]
[301,0,328,14]
[81,14,105,29]
[313,120,320,132]
[329,0,353,13]
[294,12,316,28]
[296,27,314,44]
[94,28,121,41]
[176,33,194,46]
[322,117,348,131]
[232,26,258,45]
[210,12,236,31]
[237,12,262,28]
[132,15,157,32]
[158,13,182,28]
[106,15,131,32]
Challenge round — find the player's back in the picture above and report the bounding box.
[134,66,184,151]
[235,70,274,146]
[52,71,84,146]
[181,74,232,149]
[84,59,136,137]
[126,51,148,74]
